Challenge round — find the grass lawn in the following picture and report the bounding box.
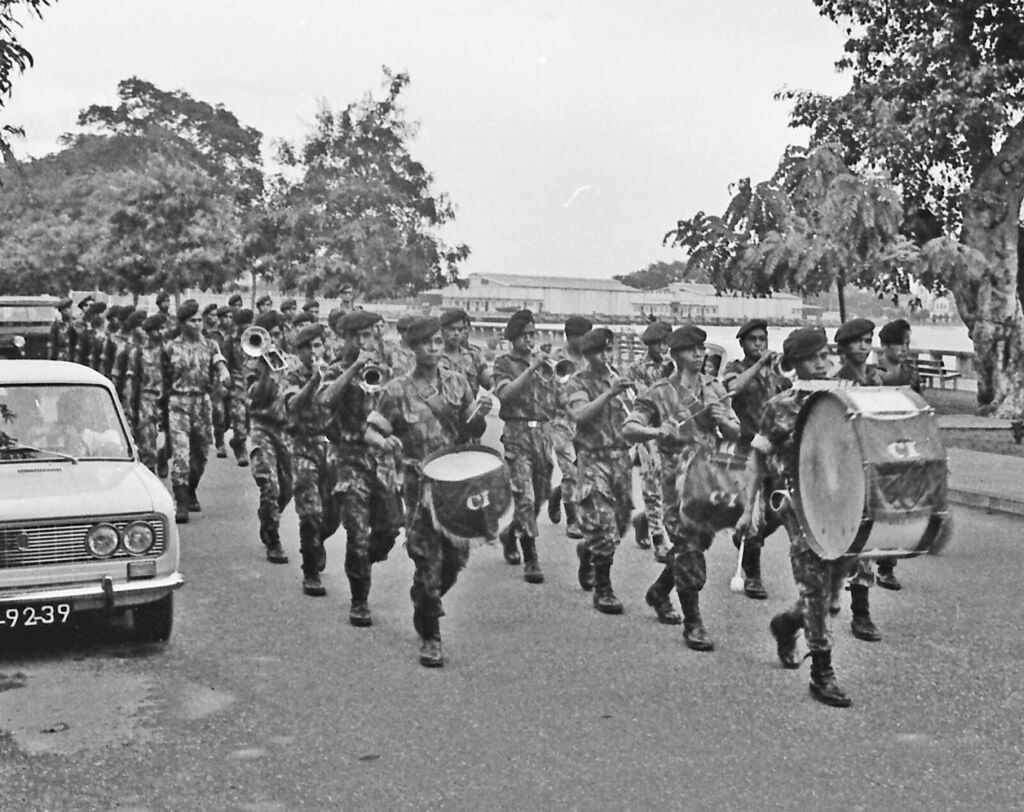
[919,388,1024,457]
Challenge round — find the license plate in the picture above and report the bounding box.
[0,603,73,629]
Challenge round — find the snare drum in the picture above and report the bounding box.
[420,444,513,548]
[678,441,747,530]
[792,386,949,560]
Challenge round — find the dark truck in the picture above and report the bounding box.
[0,295,59,359]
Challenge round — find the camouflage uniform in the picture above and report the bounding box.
[88,327,109,372]
[246,357,294,548]
[878,360,921,392]
[628,355,670,539]
[549,346,584,524]
[223,332,250,457]
[126,339,165,473]
[204,327,228,450]
[383,339,416,378]
[439,344,489,391]
[47,317,73,361]
[161,336,220,498]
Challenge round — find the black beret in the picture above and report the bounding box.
[878,318,911,346]
[564,315,593,338]
[177,300,200,321]
[302,300,320,312]
[280,298,297,311]
[834,317,875,345]
[338,309,379,334]
[292,323,325,348]
[142,314,166,333]
[125,310,147,330]
[782,327,828,368]
[504,309,535,341]
[56,297,73,310]
[202,302,218,317]
[406,316,441,347]
[216,305,232,318]
[339,283,354,294]
[666,323,707,351]
[256,294,273,307]
[295,310,316,328]
[642,321,673,344]
[736,318,768,340]
[105,305,124,320]
[155,291,170,305]
[396,313,416,331]
[227,293,244,307]
[87,301,107,316]
[78,295,95,309]
[579,327,614,355]
[253,310,282,331]
[233,307,254,326]
[440,308,469,327]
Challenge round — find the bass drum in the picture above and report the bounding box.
[792,386,949,560]
[421,444,513,549]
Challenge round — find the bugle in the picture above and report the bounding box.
[360,363,386,394]
[241,325,287,372]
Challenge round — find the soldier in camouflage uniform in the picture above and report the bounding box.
[565,328,634,614]
[739,326,855,707]
[492,309,557,582]
[47,297,74,361]
[101,306,129,380]
[75,301,105,366]
[126,314,168,473]
[383,313,417,377]
[628,320,674,561]
[375,316,492,668]
[547,315,590,541]
[318,309,403,627]
[162,300,229,523]
[323,308,347,365]
[202,303,229,458]
[721,318,792,600]
[245,310,294,564]
[623,324,741,648]
[114,310,146,414]
[438,308,492,391]
[90,305,117,372]
[224,307,253,466]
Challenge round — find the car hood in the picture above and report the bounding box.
[0,461,170,522]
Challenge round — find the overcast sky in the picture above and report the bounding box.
[3,0,850,280]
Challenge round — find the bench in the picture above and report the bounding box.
[914,356,962,390]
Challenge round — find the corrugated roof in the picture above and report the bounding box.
[469,274,632,292]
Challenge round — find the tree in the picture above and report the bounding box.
[614,260,708,290]
[664,144,915,321]
[265,68,469,299]
[0,0,53,162]
[782,0,1024,416]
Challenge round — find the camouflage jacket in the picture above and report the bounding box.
[162,336,220,398]
[492,352,557,422]
[754,387,815,486]
[283,360,333,440]
[565,368,630,452]
[439,344,488,390]
[835,362,885,386]
[722,356,792,443]
[318,347,391,447]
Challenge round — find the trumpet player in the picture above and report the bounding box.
[318,310,402,627]
[566,328,635,614]
[439,308,492,391]
[492,309,557,582]
[722,319,792,600]
[245,310,295,564]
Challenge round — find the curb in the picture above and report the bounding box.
[948,488,1024,517]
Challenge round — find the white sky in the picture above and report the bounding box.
[3,0,850,280]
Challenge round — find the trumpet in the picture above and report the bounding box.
[360,363,386,394]
[608,363,637,406]
[553,358,576,383]
[241,325,287,372]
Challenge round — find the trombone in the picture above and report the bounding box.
[240,325,288,372]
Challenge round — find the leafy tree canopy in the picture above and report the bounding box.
[614,260,708,290]
[0,0,52,161]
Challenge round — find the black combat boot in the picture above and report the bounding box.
[849,584,881,641]
[548,484,562,524]
[809,650,852,707]
[645,566,681,624]
[499,523,521,565]
[298,521,324,594]
[564,501,583,540]
[651,533,671,564]
[632,511,651,549]
[876,558,901,590]
[576,541,594,591]
[230,437,248,468]
[348,575,372,627]
[769,611,803,669]
[157,443,170,479]
[592,561,624,615]
[520,536,544,584]
[187,476,201,512]
[416,613,443,668]
[173,485,189,524]
[742,542,768,600]
[678,590,713,651]
[263,524,289,565]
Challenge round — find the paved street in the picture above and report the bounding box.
[1,438,1023,811]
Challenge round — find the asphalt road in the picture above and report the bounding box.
[1,430,1022,811]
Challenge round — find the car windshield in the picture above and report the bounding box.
[0,383,132,462]
[0,305,56,324]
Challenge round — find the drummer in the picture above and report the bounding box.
[721,318,792,600]
[737,326,855,707]
[373,316,492,668]
[622,323,741,648]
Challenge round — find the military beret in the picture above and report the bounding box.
[292,323,325,348]
[201,302,218,317]
[736,318,768,340]
[216,305,232,318]
[406,316,441,347]
[125,310,147,330]
[396,313,416,331]
[155,291,170,305]
[642,321,673,344]
[666,323,707,351]
[253,310,282,331]
[142,314,166,333]
[295,310,316,328]
[782,327,828,369]
[56,297,73,310]
[564,315,593,338]
[878,318,911,346]
[105,305,123,321]
[440,308,469,327]
[834,317,875,345]
[504,309,535,341]
[233,307,254,326]
[280,298,297,311]
[78,295,95,309]
[256,294,273,307]
[302,300,319,312]
[339,283,354,294]
[579,327,615,355]
[227,293,244,308]
[337,309,379,334]
[177,300,200,321]
[86,301,107,316]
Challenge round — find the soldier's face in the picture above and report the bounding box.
[514,326,536,354]
[298,337,324,366]
[219,315,232,331]
[183,315,203,338]
[740,330,768,360]
[282,308,296,322]
[646,341,664,363]
[586,349,609,373]
[414,333,443,368]
[258,301,272,313]
[269,326,284,344]
[204,313,217,330]
[840,334,873,366]
[794,348,831,380]
[347,327,377,354]
[672,344,704,373]
[442,323,466,348]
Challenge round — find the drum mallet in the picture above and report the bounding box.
[729,536,746,594]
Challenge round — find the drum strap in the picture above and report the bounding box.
[415,382,461,437]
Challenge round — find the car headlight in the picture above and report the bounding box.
[85,523,120,558]
[122,521,155,555]
[12,335,25,348]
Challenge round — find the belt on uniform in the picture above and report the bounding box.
[505,418,546,428]
[169,390,207,397]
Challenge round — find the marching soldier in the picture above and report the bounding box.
[547,315,590,541]
[374,316,492,667]
[255,293,274,315]
[155,291,172,321]
[324,308,346,364]
[623,324,741,648]
[67,295,95,363]
[721,318,792,599]
[75,301,105,366]
[47,297,74,361]
[226,293,244,316]
[302,300,320,323]
[225,307,254,466]
[202,303,229,458]
[318,309,403,626]
[126,314,167,473]
[739,327,855,707]
[383,313,417,377]
[566,328,634,614]
[89,304,116,372]
[628,320,673,561]
[114,310,146,412]
[438,308,492,391]
[492,309,557,581]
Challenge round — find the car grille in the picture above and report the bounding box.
[0,516,167,568]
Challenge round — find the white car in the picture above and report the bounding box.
[0,361,184,641]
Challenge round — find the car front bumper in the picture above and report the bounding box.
[0,572,185,611]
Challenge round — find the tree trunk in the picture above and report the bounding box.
[953,121,1024,418]
[836,274,847,324]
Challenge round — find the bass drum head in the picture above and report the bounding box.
[796,393,865,559]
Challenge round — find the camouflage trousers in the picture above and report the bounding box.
[576,447,633,563]
[549,421,577,507]
[335,451,402,583]
[660,460,718,594]
[501,421,554,540]
[168,394,211,488]
[636,440,665,537]
[229,379,248,447]
[293,437,342,543]
[249,424,293,536]
[404,473,469,620]
[135,393,161,473]
[211,389,226,447]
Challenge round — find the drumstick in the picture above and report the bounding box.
[729,537,746,594]
[466,399,484,423]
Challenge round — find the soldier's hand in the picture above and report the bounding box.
[613,379,635,396]
[709,401,731,422]
[473,393,493,417]
[385,435,403,454]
